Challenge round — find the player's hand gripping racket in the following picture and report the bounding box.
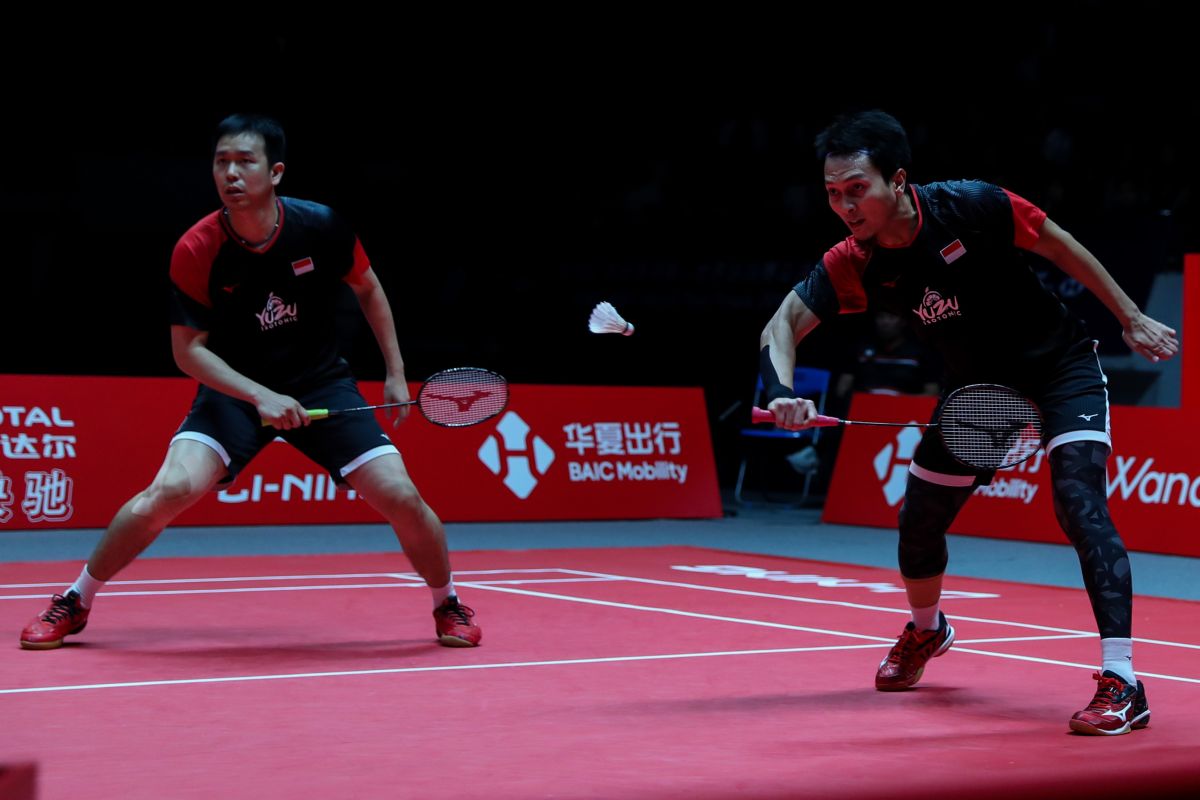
[264,367,508,429]
[753,383,1043,470]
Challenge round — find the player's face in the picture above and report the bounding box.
[213,132,282,211]
[824,153,905,242]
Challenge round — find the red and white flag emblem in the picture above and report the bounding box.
[940,240,966,264]
[291,257,315,276]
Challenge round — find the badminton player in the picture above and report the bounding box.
[758,110,1177,734]
[20,114,481,650]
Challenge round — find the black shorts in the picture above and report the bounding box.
[172,377,398,486]
[909,339,1111,487]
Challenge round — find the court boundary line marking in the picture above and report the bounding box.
[3,641,1197,696]
[0,569,1138,636]
[4,567,1196,650]
[0,568,572,590]
[526,570,1200,648]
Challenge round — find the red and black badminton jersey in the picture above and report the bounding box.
[794,181,1087,386]
[168,197,370,394]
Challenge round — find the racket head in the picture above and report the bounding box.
[936,383,1043,470]
[416,367,509,427]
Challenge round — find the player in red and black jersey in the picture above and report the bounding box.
[20,114,482,650]
[759,110,1177,734]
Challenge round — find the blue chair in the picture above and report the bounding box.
[734,366,832,504]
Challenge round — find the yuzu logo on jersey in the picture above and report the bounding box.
[913,287,962,326]
[256,292,298,331]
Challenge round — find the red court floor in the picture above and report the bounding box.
[2,546,1198,799]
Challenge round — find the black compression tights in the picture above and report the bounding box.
[1050,441,1132,639]
[896,477,972,580]
[896,441,1131,639]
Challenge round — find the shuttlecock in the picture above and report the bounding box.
[588,301,634,336]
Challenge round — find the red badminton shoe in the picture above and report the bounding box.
[434,597,481,647]
[875,612,955,690]
[20,591,90,650]
[1069,671,1151,735]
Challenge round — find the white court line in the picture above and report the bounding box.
[0,568,573,590]
[543,568,1200,647]
[5,566,1197,651]
[0,644,890,695]
[5,567,1196,650]
[3,642,1198,696]
[0,577,619,601]
[3,571,1197,693]
[951,646,1200,684]
[963,634,1094,644]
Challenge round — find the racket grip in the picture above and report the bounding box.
[751,408,841,427]
[260,409,331,427]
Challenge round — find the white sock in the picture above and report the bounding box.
[430,578,457,608]
[69,567,105,609]
[1101,637,1135,685]
[911,602,941,632]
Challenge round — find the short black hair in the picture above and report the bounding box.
[213,113,287,166]
[814,110,911,182]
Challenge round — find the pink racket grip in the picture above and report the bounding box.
[751,408,840,427]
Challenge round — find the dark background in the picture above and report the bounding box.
[2,10,1193,485]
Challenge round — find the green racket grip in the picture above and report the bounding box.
[260,409,331,427]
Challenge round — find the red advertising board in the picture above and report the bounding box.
[823,393,1200,557]
[0,376,721,529]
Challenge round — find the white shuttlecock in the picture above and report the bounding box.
[588,301,635,336]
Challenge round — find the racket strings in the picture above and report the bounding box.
[418,368,509,427]
[939,386,1043,470]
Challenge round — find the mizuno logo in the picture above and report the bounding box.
[1079,413,1098,421]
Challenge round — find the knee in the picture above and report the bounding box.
[132,463,202,521]
[370,477,425,516]
[897,488,956,579]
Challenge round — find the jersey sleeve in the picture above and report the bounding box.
[793,262,839,320]
[167,227,219,330]
[1002,189,1047,249]
[347,237,371,280]
[941,180,1046,249]
[168,284,212,330]
[794,238,870,319]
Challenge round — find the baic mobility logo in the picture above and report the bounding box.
[478,412,555,499]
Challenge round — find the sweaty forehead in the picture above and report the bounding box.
[824,152,883,185]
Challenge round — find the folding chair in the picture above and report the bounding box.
[733,366,832,504]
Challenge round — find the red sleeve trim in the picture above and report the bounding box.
[169,211,226,308]
[1003,189,1047,249]
[347,238,371,280]
[824,238,871,313]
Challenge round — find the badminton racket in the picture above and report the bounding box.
[262,367,508,429]
[752,383,1043,470]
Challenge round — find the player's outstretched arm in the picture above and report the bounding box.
[1030,219,1179,363]
[759,292,822,429]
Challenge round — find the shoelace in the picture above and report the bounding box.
[40,594,79,624]
[890,626,933,661]
[439,602,475,626]
[1085,673,1124,709]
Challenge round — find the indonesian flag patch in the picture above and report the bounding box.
[940,239,966,264]
[291,257,315,276]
